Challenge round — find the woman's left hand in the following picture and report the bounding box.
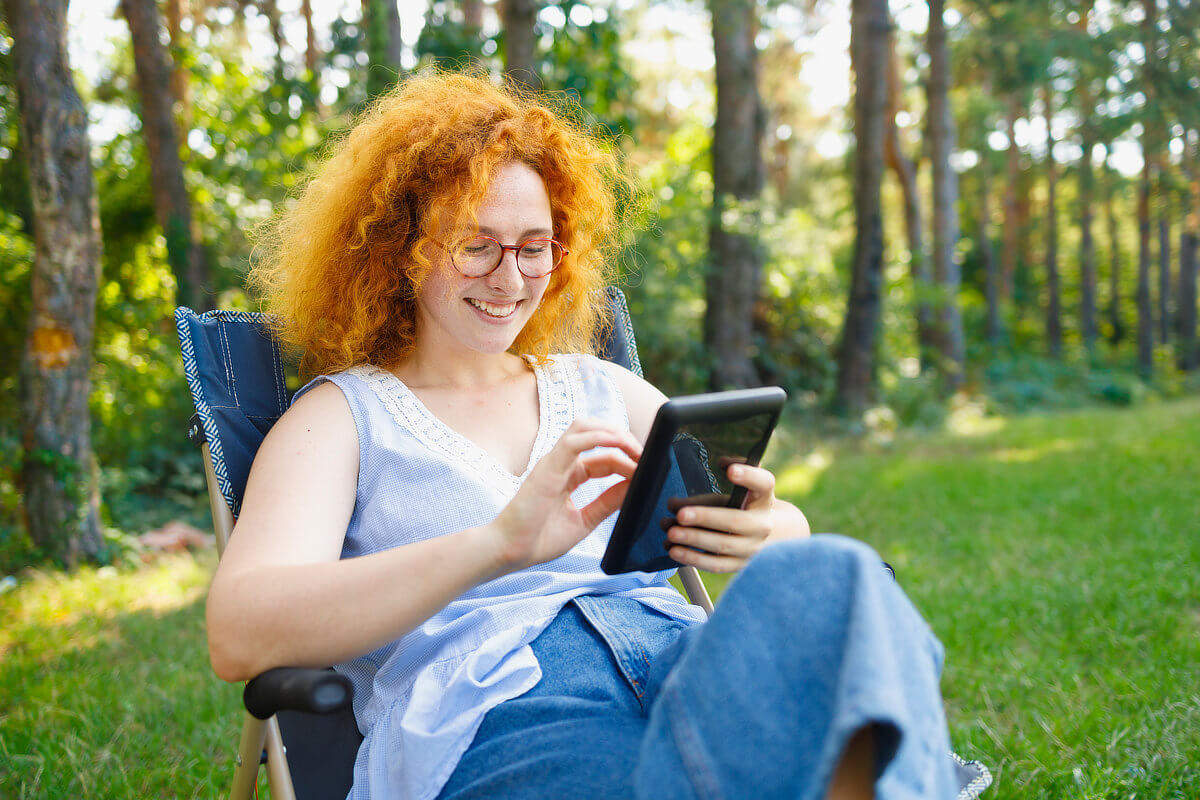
[665,463,810,573]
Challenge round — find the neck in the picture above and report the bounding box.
[396,339,528,390]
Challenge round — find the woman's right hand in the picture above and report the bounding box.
[491,418,641,572]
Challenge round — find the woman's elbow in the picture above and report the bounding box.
[206,590,261,683]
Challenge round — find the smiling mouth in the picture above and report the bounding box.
[466,298,519,318]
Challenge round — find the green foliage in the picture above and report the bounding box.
[623,121,846,400]
[416,0,638,140]
[0,21,30,232]
[621,120,713,394]
[979,354,1159,415]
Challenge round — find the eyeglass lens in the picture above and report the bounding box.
[454,236,564,278]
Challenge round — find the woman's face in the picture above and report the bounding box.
[415,161,555,359]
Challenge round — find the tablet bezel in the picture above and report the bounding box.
[600,386,787,575]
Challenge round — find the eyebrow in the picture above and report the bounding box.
[476,226,555,240]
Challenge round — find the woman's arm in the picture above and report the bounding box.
[206,383,640,682]
[599,361,810,573]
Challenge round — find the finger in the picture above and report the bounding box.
[556,427,642,465]
[716,455,748,470]
[673,505,771,540]
[666,544,744,574]
[666,525,760,559]
[548,433,637,478]
[726,463,776,510]
[566,450,638,494]
[579,479,630,530]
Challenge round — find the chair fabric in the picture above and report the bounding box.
[175,308,289,517]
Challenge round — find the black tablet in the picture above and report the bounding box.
[600,386,787,575]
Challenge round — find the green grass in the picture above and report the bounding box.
[766,396,1200,799]
[0,553,249,798]
[2,398,1198,798]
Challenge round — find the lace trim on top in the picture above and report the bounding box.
[347,357,580,492]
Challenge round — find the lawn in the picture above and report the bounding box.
[2,397,1198,798]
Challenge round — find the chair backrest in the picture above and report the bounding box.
[177,286,644,518]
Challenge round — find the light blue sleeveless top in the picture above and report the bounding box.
[297,354,706,800]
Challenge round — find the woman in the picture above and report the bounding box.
[207,72,964,800]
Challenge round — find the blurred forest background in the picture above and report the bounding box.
[1,0,1199,569]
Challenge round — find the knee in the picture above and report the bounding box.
[748,534,884,584]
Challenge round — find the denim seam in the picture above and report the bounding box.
[219,321,238,405]
[572,599,648,702]
[663,680,725,800]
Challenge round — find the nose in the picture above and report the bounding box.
[487,247,524,293]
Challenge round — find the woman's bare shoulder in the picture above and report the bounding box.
[594,359,667,444]
[226,379,360,565]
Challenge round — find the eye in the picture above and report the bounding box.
[520,240,550,255]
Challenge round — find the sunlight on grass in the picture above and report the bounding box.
[987,437,1082,464]
[0,553,212,658]
[946,399,1008,437]
[0,551,234,799]
[775,446,834,497]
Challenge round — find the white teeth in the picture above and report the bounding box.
[467,298,517,318]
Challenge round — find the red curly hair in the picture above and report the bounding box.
[251,70,635,377]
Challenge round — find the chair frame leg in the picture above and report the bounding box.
[264,716,298,800]
[678,565,714,616]
[206,449,299,799]
[228,712,267,800]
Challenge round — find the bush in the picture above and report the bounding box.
[980,354,1155,415]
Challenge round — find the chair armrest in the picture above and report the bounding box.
[243,667,354,720]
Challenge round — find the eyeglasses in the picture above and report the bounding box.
[448,235,568,279]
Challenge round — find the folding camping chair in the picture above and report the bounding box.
[177,287,991,800]
[176,288,715,799]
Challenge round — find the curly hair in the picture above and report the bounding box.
[250,70,635,377]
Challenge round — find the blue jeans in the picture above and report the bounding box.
[437,535,959,800]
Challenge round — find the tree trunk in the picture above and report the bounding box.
[883,26,935,371]
[1076,2,1097,351]
[1136,0,1156,374]
[1137,155,1155,374]
[1106,159,1125,346]
[1157,191,1171,345]
[1042,85,1062,358]
[1002,94,1020,302]
[120,0,209,310]
[979,150,1003,346]
[302,0,318,75]
[1079,138,1098,352]
[164,0,192,134]
[501,0,540,90]
[705,0,764,390]
[925,0,965,386]
[834,0,888,415]
[1178,133,1198,370]
[364,0,403,99]
[463,0,484,30]
[4,0,104,565]
[1015,153,1033,322]
[262,0,287,86]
